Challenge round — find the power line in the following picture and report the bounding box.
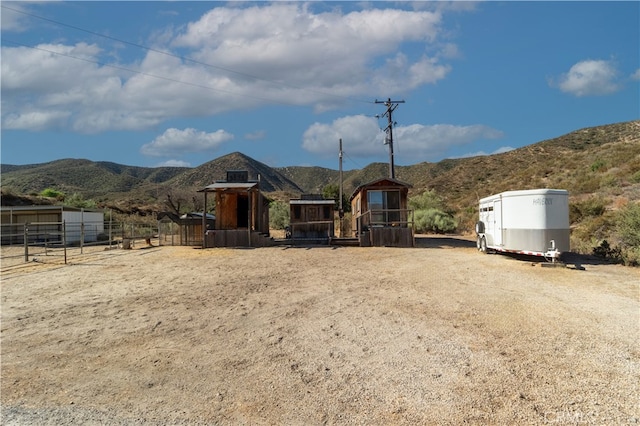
[1,4,373,106]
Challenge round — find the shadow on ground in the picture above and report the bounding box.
[414,235,477,249]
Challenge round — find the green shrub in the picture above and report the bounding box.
[409,190,444,211]
[65,193,97,209]
[322,184,350,213]
[269,201,289,230]
[632,170,640,183]
[590,159,606,172]
[414,208,457,234]
[621,247,640,267]
[569,197,607,223]
[592,240,622,263]
[40,188,65,200]
[615,202,640,249]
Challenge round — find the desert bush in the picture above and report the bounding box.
[569,197,607,223]
[414,208,457,234]
[40,188,65,201]
[621,247,640,267]
[410,191,458,233]
[269,201,289,230]
[409,190,444,211]
[592,240,623,263]
[590,159,607,172]
[65,193,97,209]
[615,202,640,250]
[570,214,612,251]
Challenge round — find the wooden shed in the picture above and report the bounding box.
[350,178,414,247]
[198,170,271,248]
[288,194,335,243]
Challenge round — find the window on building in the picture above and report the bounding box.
[367,190,401,225]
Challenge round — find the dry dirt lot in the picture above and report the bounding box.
[1,237,639,425]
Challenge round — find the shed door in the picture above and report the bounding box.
[494,199,502,246]
[237,194,249,228]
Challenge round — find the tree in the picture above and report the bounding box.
[322,184,350,213]
[269,201,289,230]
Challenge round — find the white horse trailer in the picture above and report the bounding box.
[475,189,570,261]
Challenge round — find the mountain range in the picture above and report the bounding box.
[2,120,639,228]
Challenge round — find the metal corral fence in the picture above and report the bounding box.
[1,220,158,266]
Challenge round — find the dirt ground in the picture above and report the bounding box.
[1,236,639,425]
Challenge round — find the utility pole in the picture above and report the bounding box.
[375,98,405,179]
[338,138,344,238]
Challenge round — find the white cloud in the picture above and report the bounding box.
[460,146,515,158]
[302,116,504,163]
[1,3,33,32]
[2,110,71,131]
[245,130,266,141]
[554,59,619,97]
[631,69,640,81]
[303,115,385,156]
[141,128,234,157]
[1,3,459,134]
[156,159,191,167]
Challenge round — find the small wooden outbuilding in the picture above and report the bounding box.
[350,177,414,247]
[198,170,271,248]
[288,194,335,242]
[157,212,215,246]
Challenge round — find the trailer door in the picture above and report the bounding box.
[494,199,502,246]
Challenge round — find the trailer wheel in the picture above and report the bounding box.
[479,236,487,253]
[476,235,482,251]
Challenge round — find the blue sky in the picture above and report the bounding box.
[1,1,638,171]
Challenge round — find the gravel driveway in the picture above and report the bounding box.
[2,237,638,424]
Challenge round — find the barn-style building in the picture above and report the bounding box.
[198,170,271,248]
[350,177,414,247]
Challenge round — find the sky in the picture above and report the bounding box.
[1,1,639,171]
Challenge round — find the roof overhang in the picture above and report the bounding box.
[198,182,259,192]
[289,199,335,205]
[349,177,413,201]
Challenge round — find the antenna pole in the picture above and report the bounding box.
[375,98,405,179]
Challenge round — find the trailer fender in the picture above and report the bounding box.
[475,221,485,234]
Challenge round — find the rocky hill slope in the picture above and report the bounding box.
[2,120,639,218]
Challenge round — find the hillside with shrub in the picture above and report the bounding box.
[1,120,639,263]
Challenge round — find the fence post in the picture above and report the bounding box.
[63,221,67,264]
[108,209,112,249]
[80,221,85,254]
[24,223,29,262]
